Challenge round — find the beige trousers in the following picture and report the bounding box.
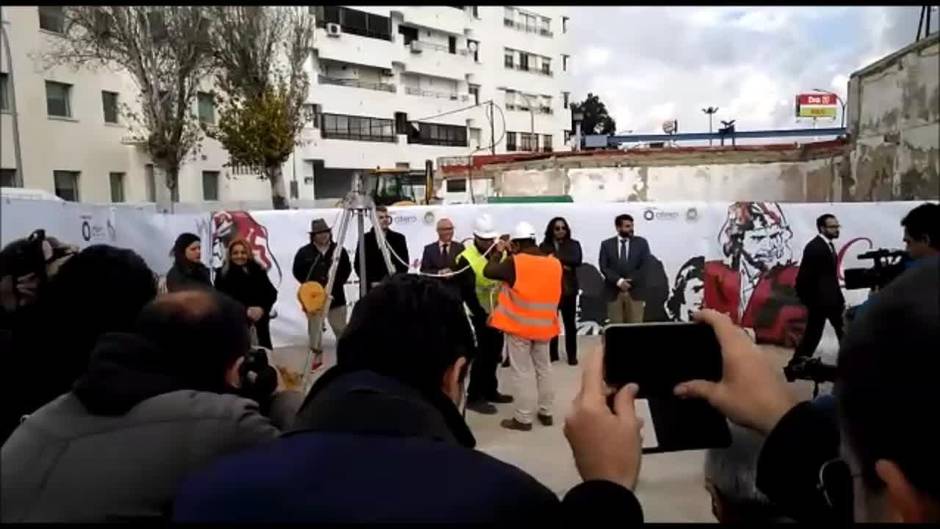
[506,333,554,424]
[307,306,348,352]
[607,291,646,324]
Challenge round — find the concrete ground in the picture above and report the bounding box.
[273,334,825,523]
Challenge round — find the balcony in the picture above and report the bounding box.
[398,41,472,80]
[503,19,553,38]
[409,40,468,56]
[505,63,554,77]
[315,27,394,70]
[404,86,469,102]
[319,75,396,93]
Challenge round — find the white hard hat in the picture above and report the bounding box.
[472,214,499,239]
[512,221,536,241]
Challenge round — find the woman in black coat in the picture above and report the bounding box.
[539,217,583,365]
[166,233,212,292]
[214,238,279,349]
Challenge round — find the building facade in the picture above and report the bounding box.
[0,6,572,205]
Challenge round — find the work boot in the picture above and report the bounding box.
[500,418,533,432]
[487,392,514,404]
[537,414,554,426]
[466,399,498,415]
[567,358,579,366]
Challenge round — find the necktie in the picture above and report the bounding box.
[619,239,627,262]
[829,241,836,255]
[441,243,449,263]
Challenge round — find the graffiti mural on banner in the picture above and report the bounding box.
[210,210,284,290]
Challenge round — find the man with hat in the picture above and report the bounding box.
[292,219,352,370]
[455,214,514,415]
[484,221,563,431]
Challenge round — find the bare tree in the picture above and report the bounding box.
[206,6,315,210]
[46,7,214,208]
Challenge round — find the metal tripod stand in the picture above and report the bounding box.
[300,174,396,394]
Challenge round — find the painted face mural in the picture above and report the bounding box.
[666,256,705,322]
[703,202,806,347]
[211,210,282,287]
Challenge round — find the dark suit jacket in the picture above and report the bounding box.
[420,241,462,275]
[795,236,844,308]
[539,239,583,298]
[598,235,651,302]
[355,229,409,291]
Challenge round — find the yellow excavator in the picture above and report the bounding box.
[365,160,435,207]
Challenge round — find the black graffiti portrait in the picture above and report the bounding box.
[666,256,705,322]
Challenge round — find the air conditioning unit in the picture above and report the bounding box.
[326,23,342,37]
[409,41,423,53]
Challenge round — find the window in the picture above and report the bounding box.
[562,16,569,33]
[563,91,570,108]
[319,6,391,41]
[45,81,72,118]
[519,53,529,71]
[145,164,156,202]
[541,58,551,75]
[321,113,395,142]
[1,169,17,188]
[448,36,456,54]
[109,172,125,202]
[0,73,9,112]
[446,178,467,193]
[38,6,65,33]
[506,131,517,151]
[53,170,79,201]
[468,39,479,61]
[399,25,418,45]
[539,17,551,36]
[102,91,119,123]
[542,134,552,152]
[197,92,215,124]
[504,7,514,26]
[564,130,571,144]
[520,132,535,151]
[202,171,219,201]
[504,49,514,68]
[562,54,569,72]
[521,12,537,33]
[410,122,468,147]
[472,6,479,18]
[469,84,480,105]
[504,90,516,110]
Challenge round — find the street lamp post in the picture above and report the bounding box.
[702,106,718,146]
[0,6,24,187]
[812,88,846,129]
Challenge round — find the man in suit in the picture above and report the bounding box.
[355,206,409,293]
[599,214,652,324]
[790,214,844,366]
[420,218,462,276]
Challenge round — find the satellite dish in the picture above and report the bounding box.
[662,119,678,134]
[468,41,478,52]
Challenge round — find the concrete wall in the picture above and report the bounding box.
[845,34,939,201]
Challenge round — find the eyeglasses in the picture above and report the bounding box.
[818,458,858,523]
[553,225,567,232]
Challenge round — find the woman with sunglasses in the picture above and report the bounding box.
[539,217,582,365]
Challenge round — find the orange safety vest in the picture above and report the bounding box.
[488,253,562,341]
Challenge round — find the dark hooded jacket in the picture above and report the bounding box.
[173,366,643,524]
[0,333,294,522]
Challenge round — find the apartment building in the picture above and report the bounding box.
[0,6,572,205]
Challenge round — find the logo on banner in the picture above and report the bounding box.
[79,215,107,242]
[393,214,418,226]
[643,207,680,221]
[686,208,699,221]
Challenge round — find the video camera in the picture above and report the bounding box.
[843,248,909,291]
[784,357,837,397]
[237,348,279,405]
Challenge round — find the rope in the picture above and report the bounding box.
[383,236,504,278]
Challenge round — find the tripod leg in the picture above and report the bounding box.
[357,210,368,299]
[368,206,397,277]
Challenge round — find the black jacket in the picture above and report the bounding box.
[420,241,462,275]
[173,368,643,524]
[355,229,409,290]
[540,238,583,297]
[598,236,651,301]
[292,242,351,309]
[795,236,844,308]
[213,262,278,317]
[165,262,212,293]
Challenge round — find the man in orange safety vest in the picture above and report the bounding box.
[484,221,563,431]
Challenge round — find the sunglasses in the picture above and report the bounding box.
[553,225,567,231]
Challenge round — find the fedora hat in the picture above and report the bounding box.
[309,218,331,234]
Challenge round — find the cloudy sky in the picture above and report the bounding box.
[570,6,927,135]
